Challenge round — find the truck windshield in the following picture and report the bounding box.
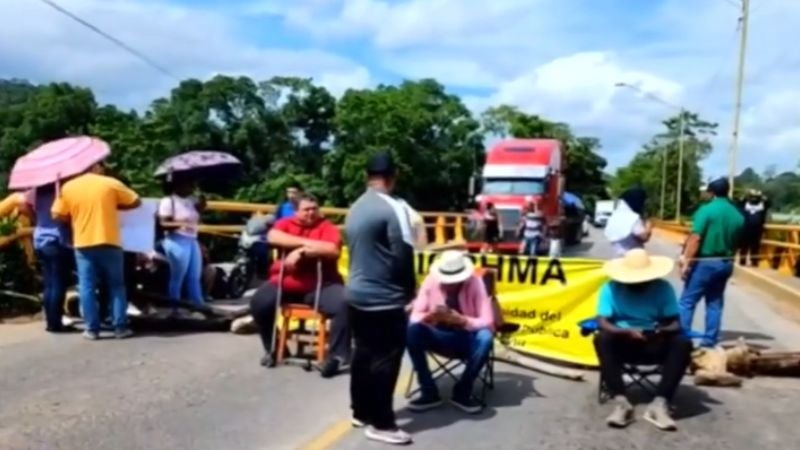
[482,179,545,195]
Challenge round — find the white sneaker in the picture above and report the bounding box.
[365,426,412,445]
[351,417,366,428]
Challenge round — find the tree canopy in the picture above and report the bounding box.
[0,76,608,212]
[611,111,718,219]
[735,165,800,214]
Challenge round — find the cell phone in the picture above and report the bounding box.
[434,305,450,314]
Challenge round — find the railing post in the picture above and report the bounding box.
[454,216,464,242]
[434,216,446,245]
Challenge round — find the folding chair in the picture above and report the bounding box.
[267,253,327,372]
[404,268,500,407]
[579,318,702,404]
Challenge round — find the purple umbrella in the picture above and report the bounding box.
[155,150,242,192]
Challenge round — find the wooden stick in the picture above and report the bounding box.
[493,342,585,381]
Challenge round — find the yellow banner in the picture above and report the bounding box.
[336,249,607,368]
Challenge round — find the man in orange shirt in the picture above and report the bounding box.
[52,162,141,340]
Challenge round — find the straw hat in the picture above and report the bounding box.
[432,250,475,284]
[603,249,674,284]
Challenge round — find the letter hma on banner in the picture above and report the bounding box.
[337,250,607,367]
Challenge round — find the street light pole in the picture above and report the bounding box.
[615,82,686,220]
[729,0,750,192]
[660,147,667,219]
[675,110,686,222]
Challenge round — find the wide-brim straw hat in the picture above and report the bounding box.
[431,250,475,284]
[603,249,675,284]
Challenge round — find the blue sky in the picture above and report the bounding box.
[2,0,799,177]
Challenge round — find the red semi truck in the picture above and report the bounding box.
[469,138,568,253]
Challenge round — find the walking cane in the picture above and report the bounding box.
[308,259,323,372]
[266,250,285,368]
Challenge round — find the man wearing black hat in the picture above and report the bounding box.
[678,178,743,348]
[344,151,416,445]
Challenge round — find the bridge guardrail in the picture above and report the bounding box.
[0,201,473,256]
[653,220,800,276]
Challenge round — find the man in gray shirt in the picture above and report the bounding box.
[345,151,415,446]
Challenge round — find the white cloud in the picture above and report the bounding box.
[257,0,800,174]
[4,0,799,176]
[0,0,371,108]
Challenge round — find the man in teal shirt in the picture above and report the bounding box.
[595,249,692,431]
[679,178,744,348]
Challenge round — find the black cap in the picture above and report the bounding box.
[366,151,396,176]
[707,177,730,197]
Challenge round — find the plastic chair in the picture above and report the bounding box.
[267,253,327,371]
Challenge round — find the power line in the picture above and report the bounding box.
[37,0,178,80]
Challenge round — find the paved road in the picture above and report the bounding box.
[1,230,799,450]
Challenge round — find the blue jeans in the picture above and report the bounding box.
[75,245,128,333]
[407,323,494,398]
[678,259,734,347]
[35,243,72,331]
[520,236,541,256]
[163,233,203,305]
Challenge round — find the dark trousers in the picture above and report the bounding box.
[350,306,407,430]
[593,331,692,400]
[35,243,72,331]
[739,225,763,266]
[249,282,351,361]
[247,242,270,284]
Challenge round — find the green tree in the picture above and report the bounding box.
[613,111,717,218]
[326,79,483,210]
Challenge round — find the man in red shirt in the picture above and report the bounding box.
[249,194,349,378]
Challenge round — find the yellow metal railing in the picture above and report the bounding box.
[654,220,800,276]
[204,201,468,245]
[2,199,799,276]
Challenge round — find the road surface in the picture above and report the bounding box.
[1,229,799,450]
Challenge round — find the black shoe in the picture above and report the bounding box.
[451,394,483,414]
[320,358,342,378]
[407,393,442,412]
[260,353,276,368]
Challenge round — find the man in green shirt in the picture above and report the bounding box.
[678,178,744,347]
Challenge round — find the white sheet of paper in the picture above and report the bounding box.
[119,198,158,253]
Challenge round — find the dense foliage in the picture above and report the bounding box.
[611,111,718,219]
[734,166,800,215]
[0,76,608,212]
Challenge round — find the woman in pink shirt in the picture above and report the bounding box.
[407,250,495,414]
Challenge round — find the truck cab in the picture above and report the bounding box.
[471,139,564,250]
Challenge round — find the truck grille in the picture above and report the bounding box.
[497,208,521,241]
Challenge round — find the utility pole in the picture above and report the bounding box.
[675,111,686,221]
[729,0,750,193]
[660,147,667,219]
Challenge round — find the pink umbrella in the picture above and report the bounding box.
[8,136,110,190]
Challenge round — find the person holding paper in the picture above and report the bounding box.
[51,162,141,340]
[158,176,206,311]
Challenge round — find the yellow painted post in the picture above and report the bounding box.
[454,216,464,242]
[434,216,446,244]
[16,216,35,265]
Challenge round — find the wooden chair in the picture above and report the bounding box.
[276,304,328,366]
[268,255,328,371]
